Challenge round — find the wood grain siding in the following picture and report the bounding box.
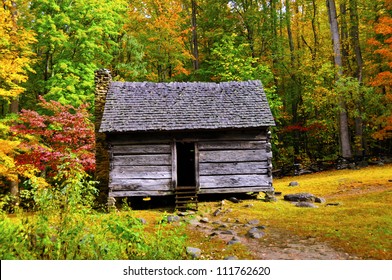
[198,140,272,193]
[109,143,172,196]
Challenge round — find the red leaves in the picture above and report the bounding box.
[12,96,95,176]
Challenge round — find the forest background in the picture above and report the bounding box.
[1,0,392,204]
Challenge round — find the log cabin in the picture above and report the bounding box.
[94,69,275,210]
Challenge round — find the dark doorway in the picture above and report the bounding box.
[176,142,196,186]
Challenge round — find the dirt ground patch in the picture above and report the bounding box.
[188,219,358,260]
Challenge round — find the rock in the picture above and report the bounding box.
[256,225,266,230]
[227,197,241,203]
[200,217,209,223]
[264,191,277,202]
[212,209,222,216]
[326,202,341,206]
[210,232,218,237]
[177,212,188,216]
[246,227,265,239]
[227,237,241,245]
[186,247,201,259]
[315,197,326,203]
[289,181,299,187]
[220,230,234,235]
[295,202,318,208]
[247,219,260,225]
[138,218,147,225]
[274,191,282,196]
[224,256,238,260]
[284,193,316,202]
[167,215,180,223]
[243,204,254,208]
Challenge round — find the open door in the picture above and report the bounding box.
[174,142,198,211]
[176,142,196,186]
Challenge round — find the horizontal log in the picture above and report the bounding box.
[111,144,171,155]
[198,141,265,151]
[199,161,268,175]
[112,154,171,166]
[110,165,171,179]
[199,174,271,188]
[109,190,173,197]
[199,149,270,163]
[110,178,172,191]
[198,186,273,194]
[107,129,268,144]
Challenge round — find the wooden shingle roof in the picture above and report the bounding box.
[99,80,275,133]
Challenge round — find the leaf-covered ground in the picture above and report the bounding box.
[136,164,392,260]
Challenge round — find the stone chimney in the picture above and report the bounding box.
[94,69,112,132]
[94,69,111,205]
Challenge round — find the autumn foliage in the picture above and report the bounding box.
[12,97,95,178]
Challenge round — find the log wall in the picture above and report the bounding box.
[107,129,273,197]
[198,140,273,194]
[108,144,173,197]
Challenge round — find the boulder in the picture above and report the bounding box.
[167,215,180,223]
[288,181,300,187]
[227,197,241,203]
[227,237,241,245]
[186,247,201,259]
[315,197,326,203]
[246,227,265,239]
[200,217,209,223]
[224,256,238,260]
[295,202,318,208]
[284,193,316,202]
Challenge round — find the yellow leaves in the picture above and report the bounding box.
[0,139,19,181]
[0,4,36,100]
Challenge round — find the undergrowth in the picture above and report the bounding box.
[0,163,187,260]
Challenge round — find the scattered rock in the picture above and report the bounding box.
[247,219,260,225]
[224,256,238,260]
[186,247,201,259]
[284,193,316,202]
[227,197,241,203]
[326,202,341,206]
[200,217,209,223]
[315,197,326,203]
[177,212,188,216]
[246,227,265,239]
[289,181,299,187]
[225,208,233,213]
[264,191,277,202]
[227,237,241,245]
[167,215,180,223]
[243,204,254,208]
[210,232,218,237]
[220,230,234,235]
[295,202,318,208]
[256,225,266,230]
[213,209,222,216]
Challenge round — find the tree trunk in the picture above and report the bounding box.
[327,0,352,159]
[349,0,365,157]
[191,0,199,70]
